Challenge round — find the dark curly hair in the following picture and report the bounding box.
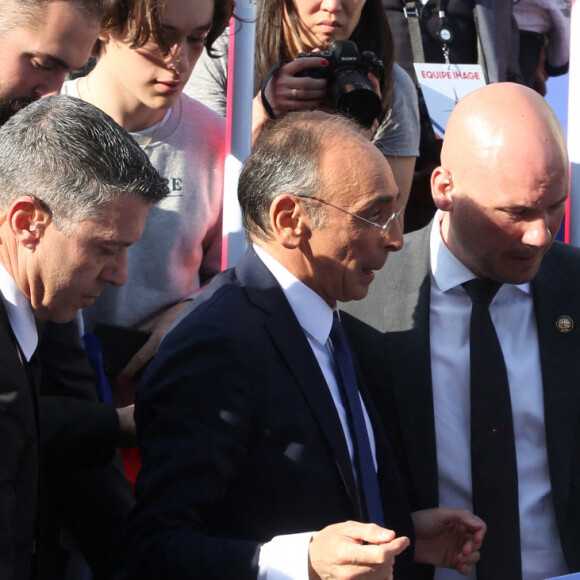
[94,0,235,57]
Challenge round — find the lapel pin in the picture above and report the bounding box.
[556,315,574,333]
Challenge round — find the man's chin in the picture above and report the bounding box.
[0,97,37,126]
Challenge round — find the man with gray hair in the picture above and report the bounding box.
[126,110,484,580]
[0,94,167,579]
[0,0,103,124]
[0,2,147,577]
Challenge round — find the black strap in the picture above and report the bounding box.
[403,0,486,78]
[259,59,290,120]
[404,1,425,63]
[472,6,489,83]
[404,0,450,64]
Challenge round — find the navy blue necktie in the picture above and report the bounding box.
[330,313,385,526]
[462,279,522,580]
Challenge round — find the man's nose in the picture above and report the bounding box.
[36,72,68,98]
[521,217,552,248]
[382,215,404,252]
[101,252,129,288]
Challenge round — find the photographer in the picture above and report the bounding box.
[186,0,420,203]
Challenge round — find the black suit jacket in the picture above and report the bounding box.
[126,248,415,579]
[0,300,39,580]
[38,320,135,579]
[341,224,580,576]
[0,301,133,580]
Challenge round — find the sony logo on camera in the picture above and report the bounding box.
[295,40,384,129]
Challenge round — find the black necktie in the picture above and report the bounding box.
[462,279,522,579]
[330,313,385,526]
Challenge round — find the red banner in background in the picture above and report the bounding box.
[566,0,578,245]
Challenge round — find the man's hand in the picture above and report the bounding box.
[309,521,410,580]
[412,507,486,575]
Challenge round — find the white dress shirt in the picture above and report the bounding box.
[0,262,38,362]
[429,212,567,580]
[254,244,376,580]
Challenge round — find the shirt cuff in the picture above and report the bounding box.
[258,531,314,580]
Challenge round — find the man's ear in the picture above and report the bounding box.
[431,166,454,211]
[8,196,51,249]
[269,194,308,249]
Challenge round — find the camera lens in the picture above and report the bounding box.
[330,68,382,128]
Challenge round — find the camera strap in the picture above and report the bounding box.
[260,59,290,120]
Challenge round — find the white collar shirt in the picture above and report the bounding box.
[254,244,377,465]
[0,262,38,362]
[429,211,567,580]
[254,244,376,580]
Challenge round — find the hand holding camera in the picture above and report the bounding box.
[259,40,384,129]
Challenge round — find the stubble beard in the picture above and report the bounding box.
[0,96,37,126]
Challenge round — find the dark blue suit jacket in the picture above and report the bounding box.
[126,247,415,579]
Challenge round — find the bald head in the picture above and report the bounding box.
[442,82,567,178]
[433,83,569,284]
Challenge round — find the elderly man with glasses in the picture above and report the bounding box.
[125,110,485,580]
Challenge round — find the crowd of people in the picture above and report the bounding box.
[0,0,576,579]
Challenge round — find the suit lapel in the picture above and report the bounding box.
[356,366,413,530]
[0,299,29,404]
[236,249,362,518]
[382,225,439,508]
[533,247,580,529]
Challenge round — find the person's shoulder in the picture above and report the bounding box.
[183,31,229,107]
[547,240,580,262]
[176,265,269,329]
[543,240,580,278]
[178,93,226,132]
[390,63,418,116]
[533,240,580,292]
[396,222,432,257]
[376,223,431,283]
[392,63,416,95]
[184,268,240,316]
[209,30,230,54]
[374,63,420,155]
[171,94,226,157]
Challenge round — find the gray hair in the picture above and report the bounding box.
[0,0,104,37]
[0,94,168,233]
[238,111,369,242]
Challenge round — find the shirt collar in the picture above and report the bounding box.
[0,262,38,361]
[429,210,532,296]
[254,244,335,345]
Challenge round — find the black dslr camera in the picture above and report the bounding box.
[295,40,384,128]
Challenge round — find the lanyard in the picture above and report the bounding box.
[403,0,454,65]
[435,0,453,65]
